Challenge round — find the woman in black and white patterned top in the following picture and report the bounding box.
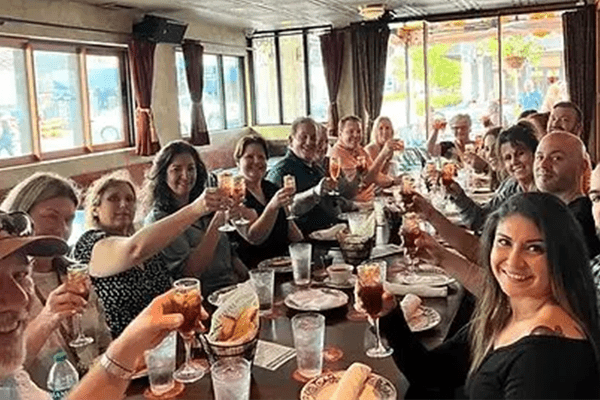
[71,170,223,338]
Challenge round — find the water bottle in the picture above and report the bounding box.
[47,351,79,400]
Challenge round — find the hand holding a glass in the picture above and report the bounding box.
[37,281,87,336]
[66,264,95,348]
[283,175,297,220]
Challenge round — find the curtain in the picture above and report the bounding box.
[320,29,345,137]
[128,38,158,156]
[563,5,596,156]
[182,40,210,146]
[352,23,390,142]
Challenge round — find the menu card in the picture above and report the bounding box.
[254,340,296,371]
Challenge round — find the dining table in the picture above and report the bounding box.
[123,251,466,400]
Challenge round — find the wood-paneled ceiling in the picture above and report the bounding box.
[77,0,588,31]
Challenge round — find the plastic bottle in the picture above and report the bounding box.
[47,351,79,400]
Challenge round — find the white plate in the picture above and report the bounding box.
[392,264,455,287]
[322,275,357,289]
[406,306,441,332]
[207,283,242,306]
[284,288,348,311]
[257,256,293,273]
[301,370,397,400]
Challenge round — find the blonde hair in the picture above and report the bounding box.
[1,172,79,213]
[83,170,137,234]
[370,116,393,145]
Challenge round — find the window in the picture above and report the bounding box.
[382,11,565,145]
[176,52,246,135]
[0,40,130,164]
[251,29,330,125]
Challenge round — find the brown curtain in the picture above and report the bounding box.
[352,23,390,141]
[563,5,596,155]
[320,29,345,137]
[128,38,158,156]
[182,40,210,146]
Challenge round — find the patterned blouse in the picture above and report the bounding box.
[71,229,172,338]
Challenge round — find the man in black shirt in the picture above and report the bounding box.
[534,131,600,257]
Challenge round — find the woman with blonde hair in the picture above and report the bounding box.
[72,169,222,337]
[370,193,600,398]
[1,172,111,389]
[365,116,396,175]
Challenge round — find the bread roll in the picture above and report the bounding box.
[331,362,372,400]
[400,293,422,319]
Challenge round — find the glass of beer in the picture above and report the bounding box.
[441,163,457,187]
[283,175,297,220]
[217,172,236,232]
[325,156,341,196]
[357,261,393,358]
[401,212,422,272]
[232,175,249,226]
[171,278,206,383]
[66,263,94,348]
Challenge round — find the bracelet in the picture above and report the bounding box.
[99,352,135,380]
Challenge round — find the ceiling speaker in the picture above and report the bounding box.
[133,15,188,44]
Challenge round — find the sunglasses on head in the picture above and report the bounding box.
[0,211,34,237]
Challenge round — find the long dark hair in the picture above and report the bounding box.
[142,140,208,214]
[470,192,600,376]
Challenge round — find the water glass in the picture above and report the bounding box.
[289,243,312,287]
[144,331,177,396]
[249,269,274,315]
[211,357,251,400]
[291,312,325,378]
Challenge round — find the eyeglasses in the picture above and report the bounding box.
[0,211,34,237]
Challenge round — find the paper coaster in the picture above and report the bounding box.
[323,345,344,363]
[292,367,333,383]
[143,380,185,400]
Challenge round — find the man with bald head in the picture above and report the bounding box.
[547,101,583,137]
[535,131,600,257]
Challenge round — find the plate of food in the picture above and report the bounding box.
[301,363,396,400]
[323,275,357,289]
[401,293,442,332]
[284,288,348,311]
[257,256,293,273]
[391,263,455,287]
[207,283,243,306]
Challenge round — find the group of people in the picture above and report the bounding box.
[1,98,600,399]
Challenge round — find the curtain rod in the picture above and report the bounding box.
[250,24,332,38]
[0,15,130,35]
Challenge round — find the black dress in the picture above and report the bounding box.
[379,307,600,399]
[71,229,172,338]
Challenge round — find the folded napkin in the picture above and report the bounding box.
[331,362,372,400]
[309,223,348,241]
[384,281,448,297]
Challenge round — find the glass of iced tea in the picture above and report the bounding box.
[66,263,94,348]
[400,176,415,210]
[401,212,422,272]
[171,278,205,383]
[217,172,236,232]
[441,163,457,187]
[283,175,297,220]
[357,261,393,358]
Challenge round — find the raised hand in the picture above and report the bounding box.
[40,282,87,328]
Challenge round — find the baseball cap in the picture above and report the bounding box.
[0,211,68,259]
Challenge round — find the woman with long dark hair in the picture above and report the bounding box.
[369,193,600,398]
[143,140,249,294]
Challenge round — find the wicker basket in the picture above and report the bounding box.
[200,333,259,365]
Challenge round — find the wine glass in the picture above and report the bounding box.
[231,175,249,226]
[217,172,236,232]
[327,156,341,196]
[356,261,393,358]
[283,175,297,220]
[66,263,94,348]
[401,212,422,276]
[171,278,206,383]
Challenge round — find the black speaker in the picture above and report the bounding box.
[133,15,188,44]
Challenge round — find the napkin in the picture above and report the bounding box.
[384,281,448,297]
[309,223,348,241]
[331,362,372,400]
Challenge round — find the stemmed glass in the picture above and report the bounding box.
[171,278,206,383]
[327,156,341,196]
[356,262,393,358]
[401,212,422,276]
[66,263,94,348]
[217,172,236,232]
[283,175,297,220]
[231,175,249,226]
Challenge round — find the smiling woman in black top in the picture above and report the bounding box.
[374,192,600,399]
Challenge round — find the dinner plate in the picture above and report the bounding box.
[391,264,455,287]
[406,306,441,333]
[257,256,293,273]
[322,275,356,289]
[284,288,348,311]
[207,283,242,306]
[300,370,397,400]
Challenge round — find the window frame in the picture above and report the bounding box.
[0,37,132,168]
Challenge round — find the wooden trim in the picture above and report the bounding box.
[78,47,93,151]
[24,43,41,160]
[0,155,37,168]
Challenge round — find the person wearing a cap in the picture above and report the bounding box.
[0,210,209,400]
[1,172,112,389]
